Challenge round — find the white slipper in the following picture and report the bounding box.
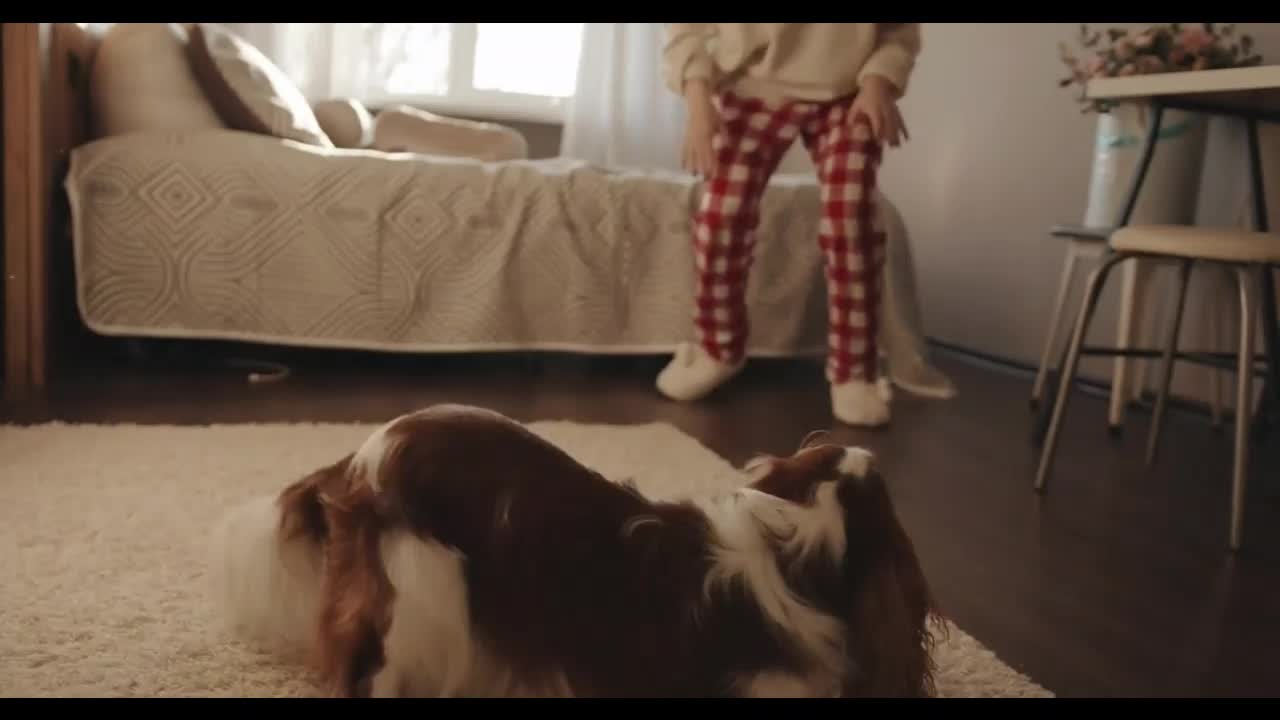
[656,342,746,402]
[830,377,892,428]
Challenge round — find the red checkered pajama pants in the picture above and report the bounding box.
[692,91,887,384]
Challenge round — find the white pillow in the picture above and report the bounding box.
[89,23,226,138]
[185,23,333,148]
[372,105,529,161]
[312,98,375,149]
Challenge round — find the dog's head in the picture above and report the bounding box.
[742,433,943,698]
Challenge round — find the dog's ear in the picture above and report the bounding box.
[836,474,943,698]
[278,454,353,542]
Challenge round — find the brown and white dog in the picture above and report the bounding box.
[210,404,943,698]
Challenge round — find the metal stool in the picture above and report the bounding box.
[1034,224,1280,551]
[1031,224,1197,429]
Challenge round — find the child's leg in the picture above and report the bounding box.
[800,103,890,426]
[657,92,800,401]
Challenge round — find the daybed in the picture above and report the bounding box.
[36,22,957,397]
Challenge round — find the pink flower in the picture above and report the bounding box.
[1118,63,1138,76]
[1114,38,1136,60]
[1180,27,1213,54]
[1087,54,1107,76]
[1131,28,1156,49]
[1170,48,1190,66]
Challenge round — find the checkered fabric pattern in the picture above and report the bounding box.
[691,91,887,384]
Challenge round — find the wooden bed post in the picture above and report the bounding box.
[3,22,49,401]
[4,22,97,401]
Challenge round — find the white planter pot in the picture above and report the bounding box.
[1083,102,1209,228]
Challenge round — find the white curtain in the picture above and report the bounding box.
[223,23,447,102]
[559,23,686,172]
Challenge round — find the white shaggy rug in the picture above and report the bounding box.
[0,421,1053,698]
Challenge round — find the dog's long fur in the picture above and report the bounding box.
[210,404,943,697]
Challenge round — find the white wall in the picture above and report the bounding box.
[776,23,1280,405]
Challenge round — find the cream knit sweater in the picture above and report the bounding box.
[662,23,922,105]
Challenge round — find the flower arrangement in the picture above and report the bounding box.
[1058,23,1263,113]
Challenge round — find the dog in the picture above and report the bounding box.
[210,403,943,697]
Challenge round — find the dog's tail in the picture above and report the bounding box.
[209,466,337,661]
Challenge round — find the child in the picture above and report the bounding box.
[656,23,921,427]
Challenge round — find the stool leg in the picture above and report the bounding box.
[1147,260,1194,468]
[1035,253,1127,492]
[1245,120,1280,442]
[1230,266,1257,552]
[1032,245,1082,408]
[1257,268,1280,440]
[1211,266,1232,430]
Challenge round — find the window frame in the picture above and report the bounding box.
[350,22,577,125]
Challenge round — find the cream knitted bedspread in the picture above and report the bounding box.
[66,130,953,397]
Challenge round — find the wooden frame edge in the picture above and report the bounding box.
[3,22,48,400]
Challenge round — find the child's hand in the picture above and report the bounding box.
[850,74,908,148]
[681,79,720,177]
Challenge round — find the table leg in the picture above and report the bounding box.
[1109,258,1156,431]
[1245,118,1280,438]
[1106,103,1167,432]
[1117,104,1166,225]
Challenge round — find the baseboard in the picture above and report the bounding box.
[925,338,1225,422]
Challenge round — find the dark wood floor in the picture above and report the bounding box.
[3,342,1279,698]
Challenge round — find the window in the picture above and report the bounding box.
[333,23,585,124]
